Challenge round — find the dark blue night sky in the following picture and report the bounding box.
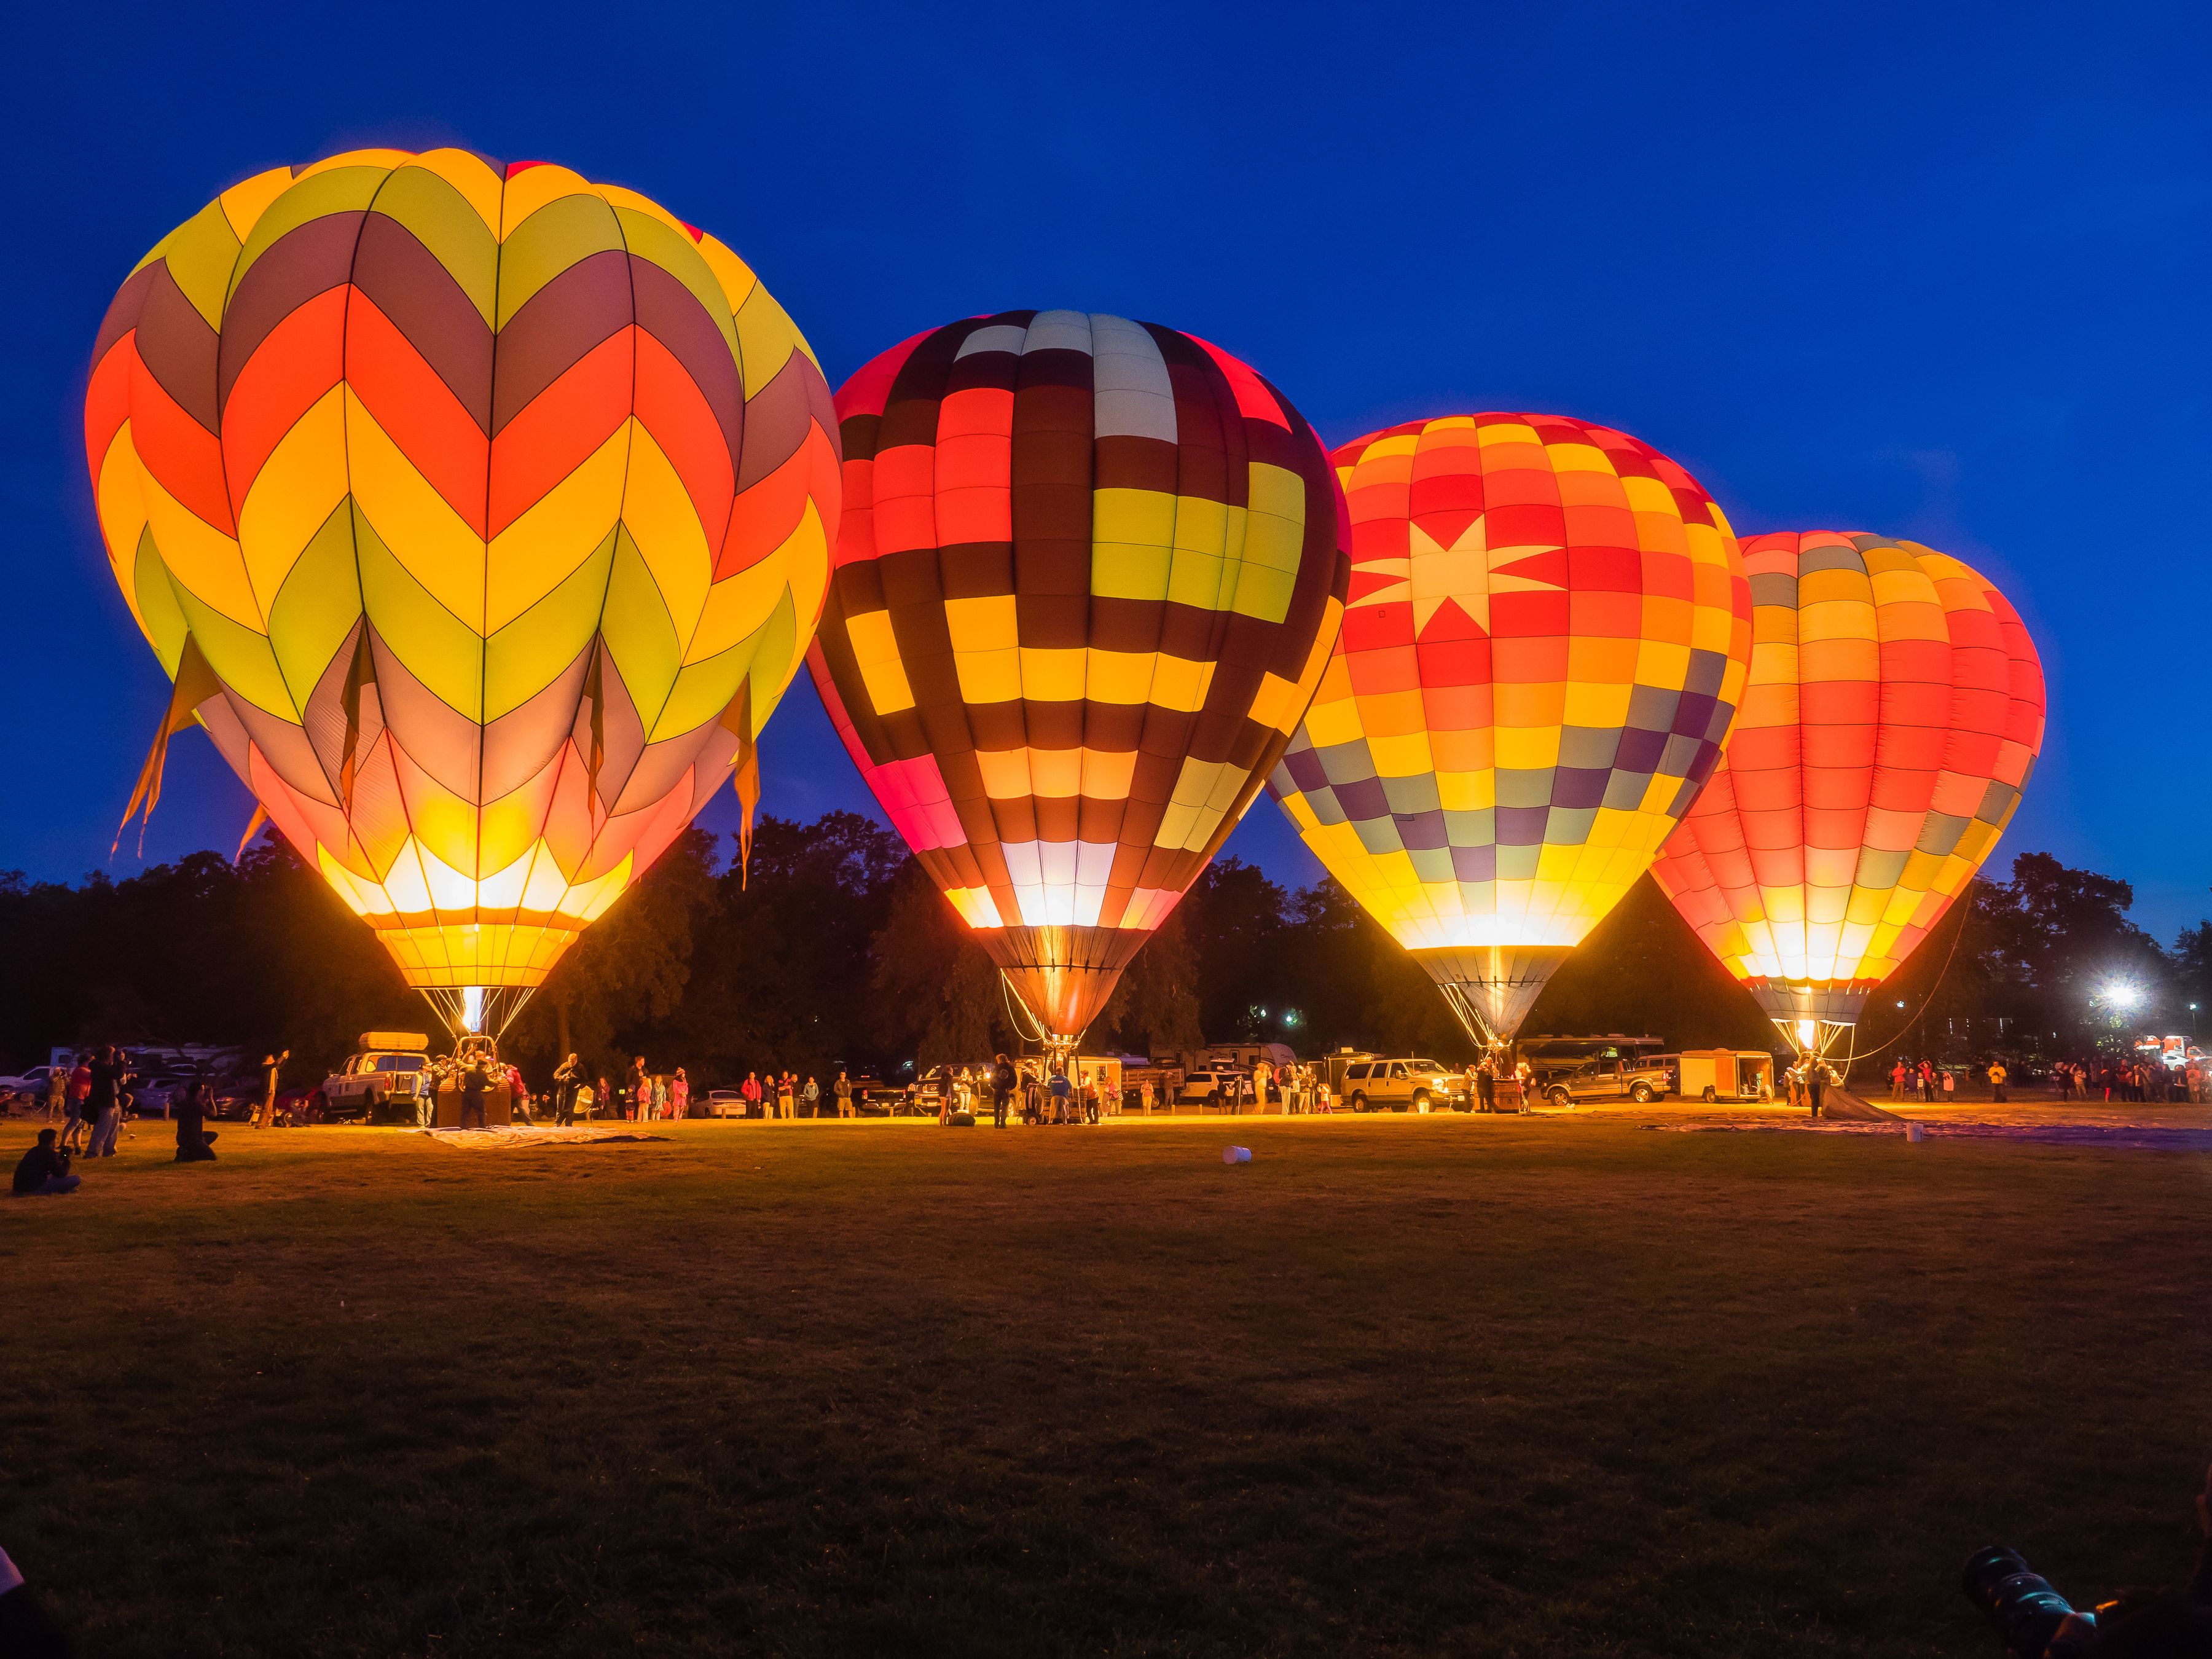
[6,2,2206,936]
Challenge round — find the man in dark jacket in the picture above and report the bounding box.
[990,1054,1016,1129]
[12,1130,79,1196]
[173,1078,218,1163]
[553,1054,581,1128]
[459,1061,488,1130]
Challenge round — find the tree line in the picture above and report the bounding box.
[0,818,2202,1090]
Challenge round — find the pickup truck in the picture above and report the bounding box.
[1523,1053,1673,1107]
[320,1033,432,1123]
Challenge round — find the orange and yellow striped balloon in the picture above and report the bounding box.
[85,151,837,1007]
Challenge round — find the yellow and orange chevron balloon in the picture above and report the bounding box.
[85,151,837,1024]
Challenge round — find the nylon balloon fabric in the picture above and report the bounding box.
[85,151,839,992]
[806,312,1349,1037]
[1268,415,1752,1041]
[1647,531,2044,1036]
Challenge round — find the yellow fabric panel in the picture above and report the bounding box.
[140,464,256,630]
[1367,730,1435,777]
[954,646,1021,705]
[238,384,349,619]
[266,503,363,716]
[601,531,682,725]
[1563,680,1633,728]
[169,584,291,718]
[154,197,250,327]
[1436,770,1494,812]
[842,609,914,715]
[620,424,713,649]
[486,422,629,633]
[946,594,1019,654]
[650,638,750,743]
[732,280,809,385]
[485,527,614,721]
[215,167,296,245]
[1495,726,1560,769]
[689,529,790,667]
[1146,654,1216,713]
[1082,648,1155,704]
[1019,647,1084,702]
[347,390,487,632]
[354,503,482,720]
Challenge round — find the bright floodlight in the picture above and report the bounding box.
[2106,983,2141,1011]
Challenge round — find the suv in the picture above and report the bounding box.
[321,1034,432,1123]
[1340,1058,1469,1113]
[1516,1036,1672,1107]
[1173,1068,1247,1110]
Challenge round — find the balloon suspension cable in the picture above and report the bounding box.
[1000,972,1084,1065]
[420,985,536,1042]
[1436,982,1506,1053]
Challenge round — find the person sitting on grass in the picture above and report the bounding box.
[12,1129,80,1196]
[173,1077,218,1163]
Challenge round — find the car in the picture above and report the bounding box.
[705,1089,749,1118]
[1171,1067,1247,1110]
[321,1032,434,1124]
[1515,1035,1672,1107]
[1338,1057,1470,1113]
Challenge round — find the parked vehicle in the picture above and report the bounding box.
[320,1032,433,1123]
[1172,1067,1247,1109]
[705,1089,748,1118]
[1515,1035,1673,1107]
[1668,1049,1775,1103]
[1338,1057,1469,1113]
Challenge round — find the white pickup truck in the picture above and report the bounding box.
[320,1033,432,1123]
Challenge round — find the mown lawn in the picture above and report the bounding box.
[4,1117,2207,1657]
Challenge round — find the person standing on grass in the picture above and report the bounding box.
[60,1056,91,1154]
[1251,1056,1273,1113]
[778,1072,796,1120]
[1477,1054,1498,1113]
[742,1071,762,1118]
[802,1076,819,1118]
[1986,1059,2007,1104]
[1805,1059,1827,1118]
[253,1051,288,1130]
[1941,1069,1956,1102]
[83,1046,124,1159]
[554,1054,582,1127]
[670,1069,689,1121]
[43,1066,66,1125]
[836,1070,854,1118]
[989,1054,1014,1128]
[12,1128,79,1196]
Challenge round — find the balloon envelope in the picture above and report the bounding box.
[1647,531,2044,1045]
[86,151,838,997]
[807,311,1349,1037]
[1268,415,1753,1042]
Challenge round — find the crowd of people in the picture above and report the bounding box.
[1885,1053,2202,1105]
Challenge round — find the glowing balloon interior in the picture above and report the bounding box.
[807,311,1350,1039]
[1647,531,2045,1055]
[1269,415,1753,1045]
[86,151,839,1027]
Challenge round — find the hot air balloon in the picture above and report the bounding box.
[806,311,1349,1048]
[1268,415,1753,1046]
[1647,531,2044,1056]
[85,151,839,1035]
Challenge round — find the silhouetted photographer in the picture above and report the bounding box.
[1964,1463,2212,1655]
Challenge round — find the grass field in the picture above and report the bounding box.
[4,1113,2209,1657]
